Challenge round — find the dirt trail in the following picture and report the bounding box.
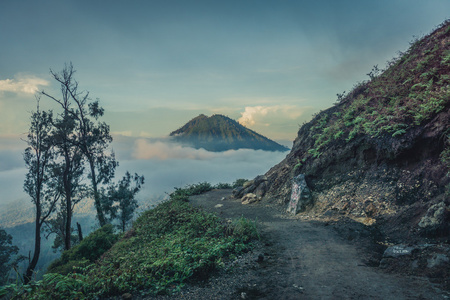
[168,189,449,300]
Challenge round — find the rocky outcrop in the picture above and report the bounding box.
[286,174,311,215]
[418,202,450,237]
[233,175,268,199]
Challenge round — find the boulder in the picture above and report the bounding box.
[383,245,417,258]
[427,253,449,268]
[241,193,259,205]
[418,202,449,237]
[286,174,311,215]
[233,175,268,199]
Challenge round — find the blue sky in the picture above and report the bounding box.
[1,0,449,141]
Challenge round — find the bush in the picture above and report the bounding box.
[213,182,232,189]
[46,224,118,275]
[229,217,260,243]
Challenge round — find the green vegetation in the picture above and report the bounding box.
[1,183,259,299]
[296,21,450,163]
[45,224,118,275]
[0,229,23,286]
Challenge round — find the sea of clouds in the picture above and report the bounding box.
[0,135,289,226]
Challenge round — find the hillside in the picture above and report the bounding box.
[169,114,289,152]
[238,20,450,283]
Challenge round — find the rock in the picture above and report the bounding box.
[427,253,449,268]
[254,181,268,198]
[233,175,268,199]
[418,202,449,237]
[122,293,133,299]
[243,180,253,188]
[256,254,264,262]
[383,245,416,258]
[287,174,311,215]
[241,193,259,205]
[232,186,245,198]
[364,202,377,217]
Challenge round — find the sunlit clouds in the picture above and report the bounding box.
[0,75,49,95]
[238,105,311,127]
[133,138,215,160]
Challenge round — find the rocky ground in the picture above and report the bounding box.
[155,189,449,300]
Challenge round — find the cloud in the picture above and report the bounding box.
[238,105,310,127]
[0,74,49,94]
[133,138,215,160]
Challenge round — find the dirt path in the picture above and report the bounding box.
[163,189,448,299]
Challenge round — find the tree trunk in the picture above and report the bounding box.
[88,156,106,226]
[77,222,83,242]
[63,151,72,251]
[24,212,41,284]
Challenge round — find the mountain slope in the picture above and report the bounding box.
[243,21,450,242]
[170,114,289,152]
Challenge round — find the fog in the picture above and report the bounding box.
[0,136,289,226]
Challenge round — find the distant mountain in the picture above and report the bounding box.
[169,114,289,152]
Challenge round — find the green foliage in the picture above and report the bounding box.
[0,229,22,285]
[103,172,145,232]
[46,224,118,275]
[15,185,259,298]
[228,217,260,243]
[441,50,450,66]
[169,182,213,201]
[293,158,303,173]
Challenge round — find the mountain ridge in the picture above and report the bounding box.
[169,114,289,152]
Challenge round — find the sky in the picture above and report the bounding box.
[0,0,450,214]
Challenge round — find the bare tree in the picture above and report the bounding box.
[41,63,117,227]
[23,99,60,284]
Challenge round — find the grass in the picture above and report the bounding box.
[1,182,259,299]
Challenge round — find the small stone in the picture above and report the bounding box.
[256,254,264,262]
[122,293,133,300]
[383,245,416,258]
[427,253,449,268]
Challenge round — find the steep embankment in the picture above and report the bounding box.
[170,114,289,152]
[244,22,450,243]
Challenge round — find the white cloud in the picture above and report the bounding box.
[133,139,215,160]
[238,105,309,127]
[0,74,49,94]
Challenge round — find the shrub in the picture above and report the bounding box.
[46,224,118,275]
[214,182,232,189]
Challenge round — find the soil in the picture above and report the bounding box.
[156,189,450,300]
